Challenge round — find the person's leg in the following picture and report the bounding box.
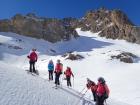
[100,96,105,105]
[49,71,51,80]
[66,76,69,86]
[55,73,57,85]
[92,91,96,102]
[95,95,100,105]
[29,61,32,72]
[57,73,61,85]
[50,71,53,80]
[32,62,36,73]
[68,76,71,87]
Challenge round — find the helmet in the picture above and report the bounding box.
[98,77,105,84]
[49,60,53,63]
[57,59,60,63]
[67,66,70,69]
[87,78,90,82]
[32,48,36,51]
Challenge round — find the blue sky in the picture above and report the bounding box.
[0,0,139,25]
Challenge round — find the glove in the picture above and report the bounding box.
[60,71,62,74]
[27,56,30,58]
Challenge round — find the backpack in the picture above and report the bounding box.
[103,84,109,99]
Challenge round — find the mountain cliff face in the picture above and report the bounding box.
[0,8,140,43]
[0,13,78,43]
[78,8,140,43]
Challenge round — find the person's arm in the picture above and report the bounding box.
[48,64,50,70]
[61,64,63,71]
[105,84,110,96]
[52,64,54,70]
[71,71,74,77]
[27,55,30,59]
[86,83,91,89]
[35,53,38,61]
[54,65,57,73]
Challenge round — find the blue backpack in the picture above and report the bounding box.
[48,63,54,71]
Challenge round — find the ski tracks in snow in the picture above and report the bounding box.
[0,63,94,105]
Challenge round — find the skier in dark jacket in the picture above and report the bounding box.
[96,77,110,105]
[48,60,54,80]
[64,67,74,87]
[27,48,38,73]
[54,59,63,86]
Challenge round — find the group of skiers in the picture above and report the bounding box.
[27,48,74,87]
[48,59,74,87]
[27,49,109,105]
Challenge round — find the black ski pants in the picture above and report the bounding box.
[48,70,53,80]
[92,91,97,102]
[55,73,61,85]
[95,95,105,105]
[29,61,36,73]
[66,76,72,87]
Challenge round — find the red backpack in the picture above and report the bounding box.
[65,68,73,76]
[55,63,63,73]
[96,83,109,98]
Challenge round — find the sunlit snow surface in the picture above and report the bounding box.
[0,28,140,105]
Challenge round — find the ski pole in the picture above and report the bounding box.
[60,73,63,87]
[21,57,27,69]
[104,99,107,105]
[74,89,88,105]
[73,77,74,88]
[79,87,86,95]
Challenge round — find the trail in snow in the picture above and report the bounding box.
[0,62,92,105]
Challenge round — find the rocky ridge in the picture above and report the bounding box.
[78,8,140,43]
[0,8,140,43]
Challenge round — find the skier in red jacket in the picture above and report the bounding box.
[64,67,74,87]
[27,48,38,73]
[96,77,110,105]
[86,78,97,102]
[54,59,63,86]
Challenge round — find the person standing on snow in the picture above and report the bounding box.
[86,78,97,102]
[64,66,74,87]
[48,60,54,80]
[27,48,38,73]
[54,59,63,86]
[96,77,110,105]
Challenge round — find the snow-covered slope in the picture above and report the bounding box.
[0,29,140,105]
[0,62,90,105]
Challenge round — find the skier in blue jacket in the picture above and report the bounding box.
[48,60,54,80]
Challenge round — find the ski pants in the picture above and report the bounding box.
[55,73,61,85]
[95,95,105,105]
[66,76,72,87]
[92,91,96,102]
[29,61,36,73]
[48,70,53,80]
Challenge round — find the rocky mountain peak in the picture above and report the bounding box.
[80,8,140,43]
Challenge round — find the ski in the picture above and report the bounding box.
[52,86,58,89]
[25,70,39,76]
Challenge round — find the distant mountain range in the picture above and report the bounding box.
[0,7,140,43]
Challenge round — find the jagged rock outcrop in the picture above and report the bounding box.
[79,7,140,43]
[0,8,140,43]
[62,52,84,60]
[0,13,78,43]
[111,52,138,63]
